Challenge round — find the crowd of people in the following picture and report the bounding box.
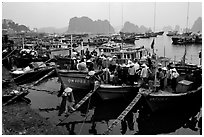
[67,48,180,92]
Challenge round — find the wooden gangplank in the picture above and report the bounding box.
[57,84,99,126]
[103,93,142,135]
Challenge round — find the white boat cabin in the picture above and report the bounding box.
[111,46,148,60]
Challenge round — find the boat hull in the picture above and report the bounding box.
[97,84,139,100]
[141,86,202,113]
[57,70,94,103]
[12,67,56,85]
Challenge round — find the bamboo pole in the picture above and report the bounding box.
[33,69,56,86]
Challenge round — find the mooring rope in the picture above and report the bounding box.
[2,49,17,60]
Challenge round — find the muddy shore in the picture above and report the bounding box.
[2,66,68,135]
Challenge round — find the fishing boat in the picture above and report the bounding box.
[139,58,202,113]
[11,62,57,85]
[139,84,201,113]
[57,70,93,90]
[166,31,178,36]
[98,42,121,56]
[155,31,164,36]
[57,68,140,102]
[111,46,149,61]
[96,84,139,100]
[57,69,94,103]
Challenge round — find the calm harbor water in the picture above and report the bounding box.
[51,34,202,65]
[26,77,201,135]
[135,34,202,65]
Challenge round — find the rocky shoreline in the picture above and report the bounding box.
[2,66,68,135]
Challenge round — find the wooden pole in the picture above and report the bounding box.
[70,35,72,56]
[33,69,56,86]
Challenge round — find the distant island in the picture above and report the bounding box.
[2,19,30,34]
[2,16,202,34]
[121,21,151,33]
[67,16,115,34]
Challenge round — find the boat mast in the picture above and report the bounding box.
[109,2,110,36]
[121,2,124,51]
[70,34,72,57]
[182,2,189,65]
[186,2,189,34]
[152,2,156,55]
[22,37,24,49]
[153,2,157,92]
[153,2,156,33]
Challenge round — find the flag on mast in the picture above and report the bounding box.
[151,39,155,49]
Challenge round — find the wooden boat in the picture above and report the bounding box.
[166,31,178,36]
[139,86,201,113]
[57,69,94,103]
[11,66,56,85]
[96,84,139,100]
[57,70,93,90]
[57,69,140,102]
[155,31,164,35]
[139,65,202,113]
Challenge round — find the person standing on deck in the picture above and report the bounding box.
[166,64,172,86]
[140,63,149,86]
[133,59,140,82]
[86,60,94,71]
[157,68,165,90]
[85,48,90,59]
[171,68,179,92]
[162,67,168,89]
[128,61,135,85]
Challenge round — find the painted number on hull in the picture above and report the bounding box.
[67,79,86,84]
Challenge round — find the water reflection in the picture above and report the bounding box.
[26,77,201,135]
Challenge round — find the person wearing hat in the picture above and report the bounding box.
[171,68,179,92]
[86,59,94,71]
[58,87,75,116]
[162,67,168,89]
[166,64,173,86]
[140,63,149,86]
[128,61,135,85]
[133,59,140,82]
[109,56,117,73]
[157,67,165,90]
[77,62,88,72]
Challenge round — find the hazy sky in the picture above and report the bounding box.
[2,2,202,30]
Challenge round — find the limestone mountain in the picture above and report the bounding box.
[67,16,115,34]
[191,17,202,33]
[120,21,149,33]
[2,19,30,33]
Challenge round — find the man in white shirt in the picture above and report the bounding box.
[133,59,140,82]
[140,63,149,85]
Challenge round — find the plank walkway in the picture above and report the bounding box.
[103,93,142,135]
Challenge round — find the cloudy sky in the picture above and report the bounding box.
[2,2,202,30]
